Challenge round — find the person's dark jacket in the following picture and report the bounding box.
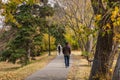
[62,46,71,56]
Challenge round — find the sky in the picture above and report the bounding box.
[48,0,55,7]
[0,12,4,28]
[2,0,8,3]
[2,0,55,4]
[0,0,7,28]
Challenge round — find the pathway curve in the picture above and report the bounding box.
[25,54,73,80]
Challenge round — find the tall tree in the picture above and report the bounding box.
[112,20,120,80]
[112,51,120,80]
[89,0,120,80]
[54,0,95,58]
[0,0,54,65]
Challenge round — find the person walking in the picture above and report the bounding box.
[62,42,71,68]
[57,43,62,55]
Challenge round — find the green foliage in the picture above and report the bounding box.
[32,34,43,56]
[1,0,55,65]
[1,48,26,64]
[39,6,54,17]
[49,24,66,46]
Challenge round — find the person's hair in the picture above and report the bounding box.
[65,42,68,45]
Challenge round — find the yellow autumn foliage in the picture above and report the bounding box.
[113,33,120,42]
[95,14,102,21]
[109,68,112,72]
[111,6,120,27]
[41,33,56,50]
[111,6,119,21]
[106,23,111,29]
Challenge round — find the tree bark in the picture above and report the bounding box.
[86,35,93,53]
[89,29,114,80]
[112,53,120,80]
[89,0,120,79]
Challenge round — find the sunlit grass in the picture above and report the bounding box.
[0,51,57,80]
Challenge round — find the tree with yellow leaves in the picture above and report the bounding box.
[54,0,95,56]
[89,0,120,80]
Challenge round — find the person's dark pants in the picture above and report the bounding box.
[64,55,70,67]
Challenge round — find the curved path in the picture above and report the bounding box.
[25,54,73,80]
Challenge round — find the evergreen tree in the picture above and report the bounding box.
[1,0,54,65]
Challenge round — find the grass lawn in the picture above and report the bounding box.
[0,51,57,80]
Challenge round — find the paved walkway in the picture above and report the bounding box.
[25,54,72,80]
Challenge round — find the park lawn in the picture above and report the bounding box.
[0,51,57,80]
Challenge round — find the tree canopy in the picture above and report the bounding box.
[0,0,120,80]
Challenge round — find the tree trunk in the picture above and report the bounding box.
[112,53,120,80]
[89,0,120,79]
[89,29,114,80]
[86,35,93,53]
[28,47,31,60]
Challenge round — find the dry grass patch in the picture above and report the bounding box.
[68,51,91,80]
[0,52,57,80]
[71,51,82,56]
[68,51,117,80]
